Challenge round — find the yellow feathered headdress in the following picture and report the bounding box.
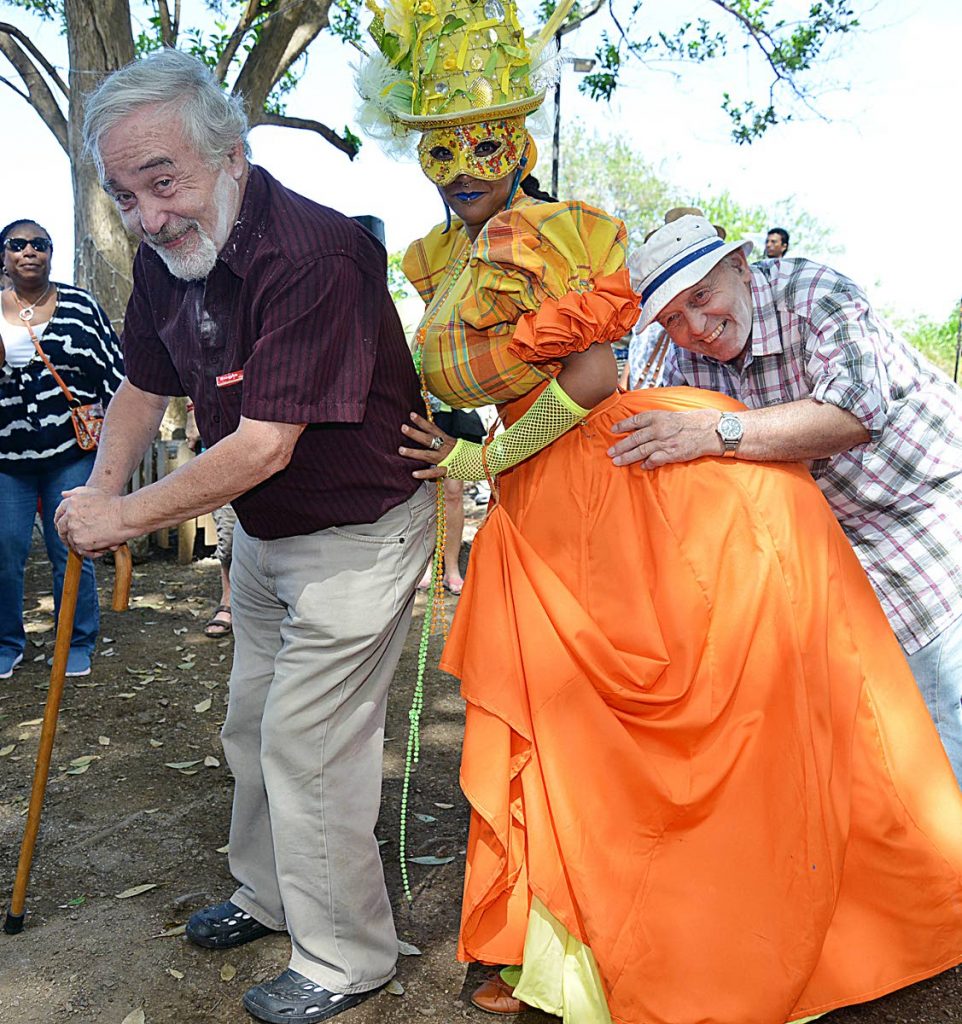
[356,0,574,139]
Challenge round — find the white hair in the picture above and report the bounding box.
[83,48,251,176]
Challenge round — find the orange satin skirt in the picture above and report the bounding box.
[442,387,962,1024]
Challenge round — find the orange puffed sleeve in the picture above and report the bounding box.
[508,268,640,364]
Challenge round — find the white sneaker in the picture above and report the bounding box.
[46,650,93,677]
[0,653,24,680]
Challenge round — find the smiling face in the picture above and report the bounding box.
[2,221,53,293]
[656,251,754,363]
[98,104,247,281]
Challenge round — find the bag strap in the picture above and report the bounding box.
[24,318,79,408]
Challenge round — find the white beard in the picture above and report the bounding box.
[145,169,238,282]
[151,228,218,281]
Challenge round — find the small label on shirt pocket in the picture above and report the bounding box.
[216,369,244,388]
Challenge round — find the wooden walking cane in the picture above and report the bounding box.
[3,543,133,935]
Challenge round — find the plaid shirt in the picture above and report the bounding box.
[663,258,962,653]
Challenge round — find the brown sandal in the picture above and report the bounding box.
[470,974,529,1015]
[203,604,232,638]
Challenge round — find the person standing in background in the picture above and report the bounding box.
[0,219,124,679]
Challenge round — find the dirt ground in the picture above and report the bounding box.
[1,515,961,1024]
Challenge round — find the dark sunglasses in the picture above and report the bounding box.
[4,237,52,253]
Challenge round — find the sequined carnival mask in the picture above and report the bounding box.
[418,117,527,186]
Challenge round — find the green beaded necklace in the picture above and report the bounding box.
[399,240,471,900]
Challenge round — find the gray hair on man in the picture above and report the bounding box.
[83,48,251,177]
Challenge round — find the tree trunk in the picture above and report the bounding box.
[64,0,137,331]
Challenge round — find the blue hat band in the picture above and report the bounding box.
[641,238,727,305]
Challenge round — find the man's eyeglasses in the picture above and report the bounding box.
[3,237,52,253]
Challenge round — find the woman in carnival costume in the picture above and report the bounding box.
[357,4,962,1022]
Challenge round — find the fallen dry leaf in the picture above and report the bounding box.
[397,940,422,956]
[220,964,237,982]
[204,755,220,768]
[115,883,159,899]
[194,698,212,713]
[386,979,405,996]
[98,736,110,746]
[0,745,15,757]
[120,1009,145,1024]
[167,968,184,979]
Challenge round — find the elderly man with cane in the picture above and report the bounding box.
[609,213,962,785]
[55,49,434,1024]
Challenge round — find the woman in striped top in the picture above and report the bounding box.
[0,219,124,679]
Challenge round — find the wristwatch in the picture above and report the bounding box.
[716,412,743,457]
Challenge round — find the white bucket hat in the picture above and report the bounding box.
[629,215,753,331]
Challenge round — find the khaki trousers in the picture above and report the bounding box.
[222,484,435,992]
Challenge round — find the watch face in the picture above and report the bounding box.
[719,415,742,441]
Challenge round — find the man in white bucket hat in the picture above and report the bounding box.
[609,212,962,785]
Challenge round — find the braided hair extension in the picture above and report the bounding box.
[520,174,557,203]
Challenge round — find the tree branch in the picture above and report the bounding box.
[558,0,604,38]
[233,0,332,110]
[0,73,28,101]
[255,112,359,159]
[156,0,175,47]
[707,0,795,94]
[0,30,68,151]
[0,21,69,97]
[213,0,263,83]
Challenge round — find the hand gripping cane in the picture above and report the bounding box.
[3,544,132,934]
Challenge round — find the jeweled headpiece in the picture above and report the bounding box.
[357,0,573,140]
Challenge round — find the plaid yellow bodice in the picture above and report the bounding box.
[404,198,636,409]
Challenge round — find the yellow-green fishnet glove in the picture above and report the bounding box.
[439,378,589,481]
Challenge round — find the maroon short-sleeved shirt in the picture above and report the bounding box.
[122,166,425,539]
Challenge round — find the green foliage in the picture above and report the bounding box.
[4,0,58,18]
[890,307,962,379]
[342,124,363,153]
[558,123,673,247]
[4,0,858,149]
[134,14,166,57]
[578,0,860,143]
[658,19,726,61]
[388,250,415,303]
[720,95,777,145]
[558,121,832,252]
[329,0,362,45]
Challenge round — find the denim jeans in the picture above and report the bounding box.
[904,612,962,789]
[0,454,99,663]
